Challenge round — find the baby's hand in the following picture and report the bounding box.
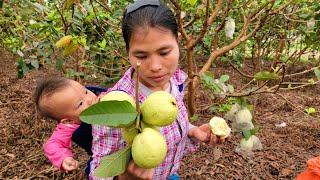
[62,157,79,171]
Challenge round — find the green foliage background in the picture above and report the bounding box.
[0,0,319,86]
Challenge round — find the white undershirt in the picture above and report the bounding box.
[139,79,179,97]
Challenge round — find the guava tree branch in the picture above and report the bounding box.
[227,64,285,97]
[199,1,277,76]
[228,61,254,78]
[169,0,189,41]
[94,0,111,13]
[55,3,69,35]
[215,0,232,32]
[285,65,320,78]
[189,0,223,49]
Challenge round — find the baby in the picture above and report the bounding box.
[34,77,100,174]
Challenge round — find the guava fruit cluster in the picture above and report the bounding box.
[209,116,231,138]
[224,104,254,132]
[101,90,178,169]
[224,103,263,155]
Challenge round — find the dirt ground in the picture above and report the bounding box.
[1,47,319,179]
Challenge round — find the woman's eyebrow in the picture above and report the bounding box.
[158,45,172,51]
[132,50,147,55]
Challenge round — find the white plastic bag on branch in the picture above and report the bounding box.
[224,103,240,122]
[307,18,315,30]
[225,105,254,132]
[236,135,263,156]
[225,17,235,39]
[234,108,254,131]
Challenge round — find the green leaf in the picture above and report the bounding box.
[187,0,198,5]
[17,58,29,78]
[314,68,320,81]
[56,58,63,71]
[305,107,316,115]
[31,59,39,69]
[219,75,229,83]
[236,97,247,107]
[308,78,315,84]
[250,127,259,136]
[254,71,279,81]
[98,39,107,49]
[242,130,252,140]
[94,147,131,178]
[80,101,137,127]
[190,114,198,122]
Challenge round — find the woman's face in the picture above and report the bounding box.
[128,27,179,91]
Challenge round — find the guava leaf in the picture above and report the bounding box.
[305,107,316,115]
[242,130,252,140]
[31,59,39,69]
[250,127,259,136]
[80,101,137,127]
[254,71,279,81]
[314,68,320,81]
[94,147,131,178]
[219,75,229,83]
[187,0,197,5]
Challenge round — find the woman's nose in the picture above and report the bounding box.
[150,56,162,72]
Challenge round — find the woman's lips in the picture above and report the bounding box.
[150,74,167,82]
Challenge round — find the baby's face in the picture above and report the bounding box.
[43,80,98,123]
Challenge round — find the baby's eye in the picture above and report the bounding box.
[85,89,88,94]
[78,101,83,107]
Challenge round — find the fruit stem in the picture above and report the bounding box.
[135,62,142,132]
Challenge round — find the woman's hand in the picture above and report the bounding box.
[188,124,226,146]
[117,160,154,180]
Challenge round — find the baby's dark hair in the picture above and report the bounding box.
[122,0,178,50]
[34,77,70,120]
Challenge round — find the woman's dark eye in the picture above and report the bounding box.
[160,51,170,56]
[136,56,147,59]
[85,90,88,94]
[79,101,83,107]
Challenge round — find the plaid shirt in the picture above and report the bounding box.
[90,67,198,180]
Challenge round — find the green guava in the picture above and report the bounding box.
[240,136,254,152]
[141,121,159,131]
[131,128,167,169]
[141,91,177,126]
[121,124,139,144]
[209,116,231,138]
[100,91,135,107]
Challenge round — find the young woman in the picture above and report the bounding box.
[90,1,226,179]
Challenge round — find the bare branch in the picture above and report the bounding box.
[270,0,293,14]
[94,0,111,13]
[55,3,68,35]
[228,61,254,78]
[183,17,197,28]
[169,0,189,41]
[215,0,232,32]
[285,65,320,78]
